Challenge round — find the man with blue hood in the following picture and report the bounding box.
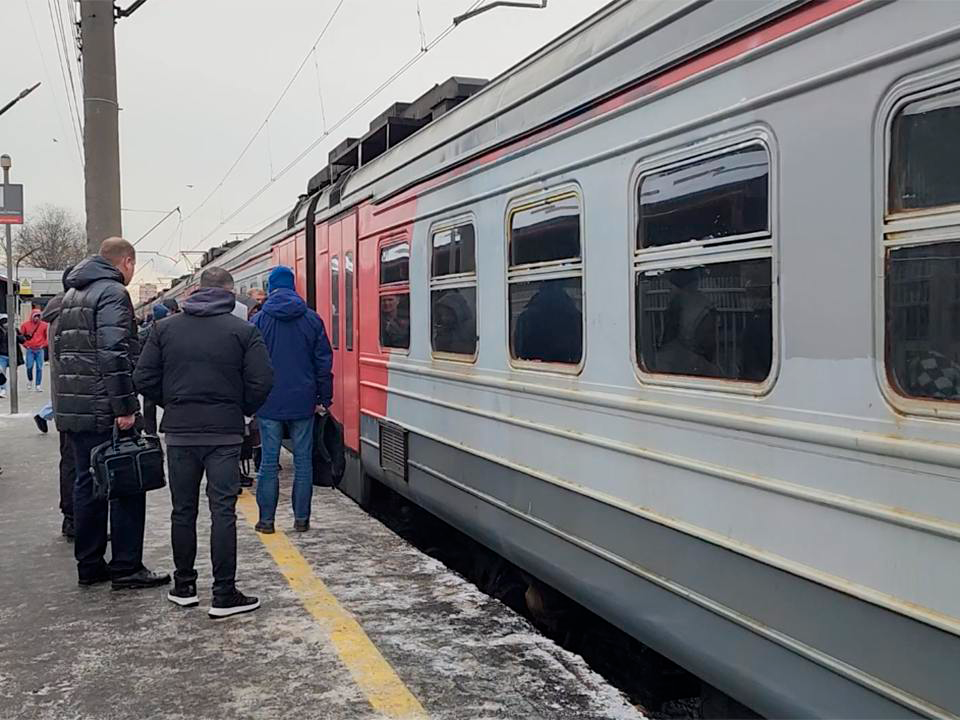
[252,265,333,534]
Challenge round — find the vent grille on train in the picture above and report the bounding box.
[379,422,408,480]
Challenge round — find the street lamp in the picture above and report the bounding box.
[2,153,17,413]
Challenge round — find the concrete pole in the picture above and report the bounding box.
[80,0,123,254]
[2,156,19,414]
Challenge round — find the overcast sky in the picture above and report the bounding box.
[1,0,611,293]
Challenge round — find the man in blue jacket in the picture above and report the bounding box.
[252,266,333,533]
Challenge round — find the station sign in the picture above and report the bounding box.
[18,278,32,296]
[0,184,24,224]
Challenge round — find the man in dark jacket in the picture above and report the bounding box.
[135,267,273,618]
[55,238,170,590]
[252,266,332,534]
[38,266,76,540]
[137,303,169,435]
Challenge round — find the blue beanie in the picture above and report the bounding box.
[152,304,170,321]
[268,265,295,292]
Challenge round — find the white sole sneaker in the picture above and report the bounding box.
[167,591,199,608]
[208,598,261,619]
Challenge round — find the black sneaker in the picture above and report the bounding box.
[255,521,274,534]
[112,568,171,591]
[62,516,75,541]
[239,473,254,488]
[208,590,260,619]
[33,414,48,433]
[293,519,309,532]
[167,582,199,608]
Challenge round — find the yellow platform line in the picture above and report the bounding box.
[237,492,428,719]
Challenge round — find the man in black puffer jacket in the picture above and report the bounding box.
[55,238,170,590]
[134,266,273,618]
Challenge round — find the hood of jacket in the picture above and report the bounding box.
[181,287,237,317]
[66,255,124,290]
[261,288,307,320]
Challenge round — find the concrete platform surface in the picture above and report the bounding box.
[0,366,643,720]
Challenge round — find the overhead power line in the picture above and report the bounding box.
[184,0,348,225]
[46,0,84,164]
[186,0,484,252]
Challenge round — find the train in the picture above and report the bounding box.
[141,1,960,716]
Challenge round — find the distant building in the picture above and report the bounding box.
[138,283,158,305]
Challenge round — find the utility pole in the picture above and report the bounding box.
[80,0,123,253]
[2,154,19,414]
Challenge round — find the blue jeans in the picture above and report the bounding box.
[256,416,315,524]
[25,348,43,386]
[0,355,7,390]
[38,402,54,420]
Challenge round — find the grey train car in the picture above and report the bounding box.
[179,0,960,716]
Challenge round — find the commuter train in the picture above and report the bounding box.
[150,1,960,716]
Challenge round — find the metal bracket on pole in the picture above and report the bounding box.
[454,0,547,26]
[115,0,149,19]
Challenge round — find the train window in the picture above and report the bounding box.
[635,142,773,384]
[884,87,960,404]
[638,144,769,249]
[379,240,410,351]
[889,89,960,212]
[432,224,476,277]
[345,252,354,351]
[431,221,477,358]
[380,242,410,284]
[330,255,340,350]
[508,192,583,367]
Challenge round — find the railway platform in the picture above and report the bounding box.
[0,367,642,720]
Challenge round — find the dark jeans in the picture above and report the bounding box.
[143,398,158,435]
[58,431,75,521]
[69,430,146,581]
[167,444,242,599]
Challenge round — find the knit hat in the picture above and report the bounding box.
[161,297,179,313]
[268,266,295,292]
[152,304,170,321]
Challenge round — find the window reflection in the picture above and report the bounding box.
[510,277,583,364]
[330,255,340,349]
[380,293,410,350]
[510,196,581,266]
[431,287,477,355]
[639,145,769,248]
[637,259,772,381]
[432,225,476,277]
[380,242,410,284]
[886,242,960,401]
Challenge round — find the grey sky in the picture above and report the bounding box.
[2,0,610,292]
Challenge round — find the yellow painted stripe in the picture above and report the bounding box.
[237,492,428,719]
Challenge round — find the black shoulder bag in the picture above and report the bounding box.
[91,427,166,500]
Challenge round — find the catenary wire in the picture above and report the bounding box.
[185,0,484,252]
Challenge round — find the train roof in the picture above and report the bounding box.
[320,0,799,213]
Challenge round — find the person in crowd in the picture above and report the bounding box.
[231,295,249,321]
[38,265,76,539]
[0,314,24,398]
[55,237,170,590]
[135,266,273,617]
[252,266,332,534]
[161,297,180,314]
[137,303,170,435]
[20,304,49,392]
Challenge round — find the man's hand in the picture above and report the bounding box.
[315,404,327,416]
[116,414,136,431]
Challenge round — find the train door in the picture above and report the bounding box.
[327,220,344,423]
[340,212,360,452]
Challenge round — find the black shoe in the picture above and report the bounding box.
[167,582,199,608]
[112,568,171,590]
[78,567,111,586]
[208,590,260,619]
[33,414,48,433]
[239,474,254,488]
[255,521,274,534]
[61,516,75,541]
[294,519,309,532]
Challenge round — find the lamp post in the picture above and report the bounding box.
[2,153,18,413]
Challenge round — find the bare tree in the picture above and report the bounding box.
[14,204,86,270]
